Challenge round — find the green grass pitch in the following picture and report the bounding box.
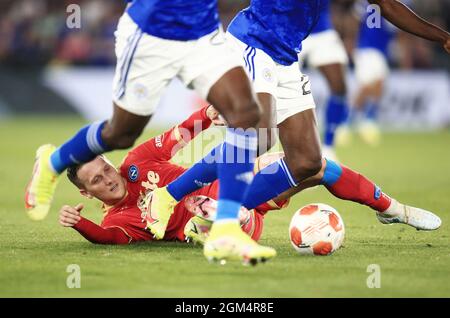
[0,116,449,297]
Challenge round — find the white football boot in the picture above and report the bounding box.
[376,199,441,231]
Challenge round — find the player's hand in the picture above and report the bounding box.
[206,105,226,126]
[444,36,450,54]
[59,204,83,227]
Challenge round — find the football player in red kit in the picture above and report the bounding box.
[58,105,286,244]
[59,104,441,246]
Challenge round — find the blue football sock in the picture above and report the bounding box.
[243,158,297,210]
[324,94,349,147]
[215,128,258,222]
[320,158,343,186]
[50,121,109,174]
[345,104,357,126]
[364,99,379,121]
[166,145,220,201]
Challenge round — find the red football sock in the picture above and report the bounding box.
[326,165,391,212]
[254,199,290,215]
[239,210,265,241]
[241,211,255,237]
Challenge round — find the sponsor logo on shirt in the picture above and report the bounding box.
[154,135,163,148]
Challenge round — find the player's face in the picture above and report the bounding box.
[77,156,127,205]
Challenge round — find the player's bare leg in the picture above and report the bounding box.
[240,102,441,231]
[204,67,276,265]
[101,103,151,150]
[353,79,384,146]
[255,92,277,154]
[25,102,151,221]
[147,67,260,237]
[318,63,349,161]
[270,158,441,231]
[207,67,262,129]
[149,67,276,264]
[278,109,323,184]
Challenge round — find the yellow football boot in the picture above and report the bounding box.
[204,221,276,266]
[358,120,381,146]
[335,125,353,147]
[145,186,178,239]
[25,144,59,221]
[183,216,213,245]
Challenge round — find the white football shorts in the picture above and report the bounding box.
[298,29,349,68]
[112,13,243,116]
[227,33,316,125]
[354,48,390,86]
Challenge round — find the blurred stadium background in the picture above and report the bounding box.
[0,0,449,129]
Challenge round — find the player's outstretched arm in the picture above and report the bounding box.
[172,105,223,146]
[129,105,221,162]
[163,105,223,158]
[369,0,450,53]
[59,204,130,244]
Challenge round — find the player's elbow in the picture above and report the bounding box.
[368,0,395,11]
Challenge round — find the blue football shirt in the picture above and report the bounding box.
[127,0,220,41]
[228,0,327,66]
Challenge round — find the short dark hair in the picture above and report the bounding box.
[67,164,85,189]
[67,156,106,189]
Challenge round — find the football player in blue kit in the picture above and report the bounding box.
[158,0,450,259]
[25,0,277,265]
[341,0,450,146]
[214,0,447,243]
[351,0,408,145]
[156,0,448,262]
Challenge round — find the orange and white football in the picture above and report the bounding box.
[289,203,345,256]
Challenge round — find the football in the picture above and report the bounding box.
[289,203,345,256]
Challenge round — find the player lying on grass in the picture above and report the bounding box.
[59,105,441,246]
[58,105,286,245]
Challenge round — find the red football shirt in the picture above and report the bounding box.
[73,107,285,244]
[99,107,215,243]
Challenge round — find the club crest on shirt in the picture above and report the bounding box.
[128,165,139,182]
[262,68,274,83]
[132,83,149,100]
